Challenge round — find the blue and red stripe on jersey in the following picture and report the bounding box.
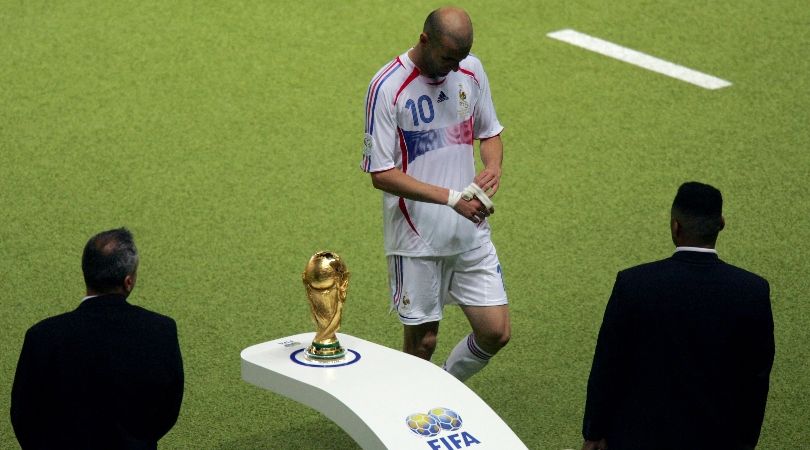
[365,58,403,135]
[399,118,474,165]
[396,127,421,235]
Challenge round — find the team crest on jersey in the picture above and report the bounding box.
[363,133,373,157]
[437,91,449,103]
[457,84,470,119]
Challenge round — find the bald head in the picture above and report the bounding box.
[411,7,474,78]
[424,7,473,50]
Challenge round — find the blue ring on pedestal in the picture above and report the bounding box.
[290,349,361,368]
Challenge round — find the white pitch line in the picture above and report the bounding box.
[547,29,731,90]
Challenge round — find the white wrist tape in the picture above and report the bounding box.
[446,189,462,208]
[461,183,494,210]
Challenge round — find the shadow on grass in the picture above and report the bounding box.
[215,416,361,450]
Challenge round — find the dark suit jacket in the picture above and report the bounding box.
[582,251,774,450]
[11,294,184,450]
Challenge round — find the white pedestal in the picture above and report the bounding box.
[241,332,527,450]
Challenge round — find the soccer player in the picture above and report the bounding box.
[360,6,509,381]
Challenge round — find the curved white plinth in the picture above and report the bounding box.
[241,332,527,450]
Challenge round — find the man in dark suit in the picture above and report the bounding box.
[582,182,774,450]
[11,228,184,449]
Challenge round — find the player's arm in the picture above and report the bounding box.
[475,134,503,197]
[371,168,450,204]
[370,169,490,223]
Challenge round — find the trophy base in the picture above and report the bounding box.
[306,341,346,360]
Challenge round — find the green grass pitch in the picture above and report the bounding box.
[2,1,809,448]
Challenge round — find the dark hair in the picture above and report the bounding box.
[672,182,724,243]
[82,228,139,292]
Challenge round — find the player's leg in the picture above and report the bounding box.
[403,321,440,360]
[461,304,511,354]
[387,255,444,360]
[443,305,510,381]
[442,242,509,381]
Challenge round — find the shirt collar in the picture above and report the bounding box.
[675,246,718,255]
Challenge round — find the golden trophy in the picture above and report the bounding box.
[302,251,350,360]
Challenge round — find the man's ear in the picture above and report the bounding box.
[418,32,429,45]
[124,273,136,293]
[670,215,681,247]
[671,216,680,235]
[718,216,726,232]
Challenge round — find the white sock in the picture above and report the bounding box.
[443,333,494,381]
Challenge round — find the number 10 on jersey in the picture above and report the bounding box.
[405,95,435,126]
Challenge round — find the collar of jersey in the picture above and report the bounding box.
[401,50,448,85]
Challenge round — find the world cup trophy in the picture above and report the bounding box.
[302,251,350,360]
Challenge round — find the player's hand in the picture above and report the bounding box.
[474,166,501,198]
[453,197,492,224]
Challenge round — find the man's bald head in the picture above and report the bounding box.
[423,7,473,51]
[410,7,475,79]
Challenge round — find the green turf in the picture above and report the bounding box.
[2,1,808,448]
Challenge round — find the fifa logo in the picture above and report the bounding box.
[405,407,482,449]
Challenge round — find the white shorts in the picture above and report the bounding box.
[387,241,508,325]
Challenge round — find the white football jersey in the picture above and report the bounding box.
[361,51,503,257]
